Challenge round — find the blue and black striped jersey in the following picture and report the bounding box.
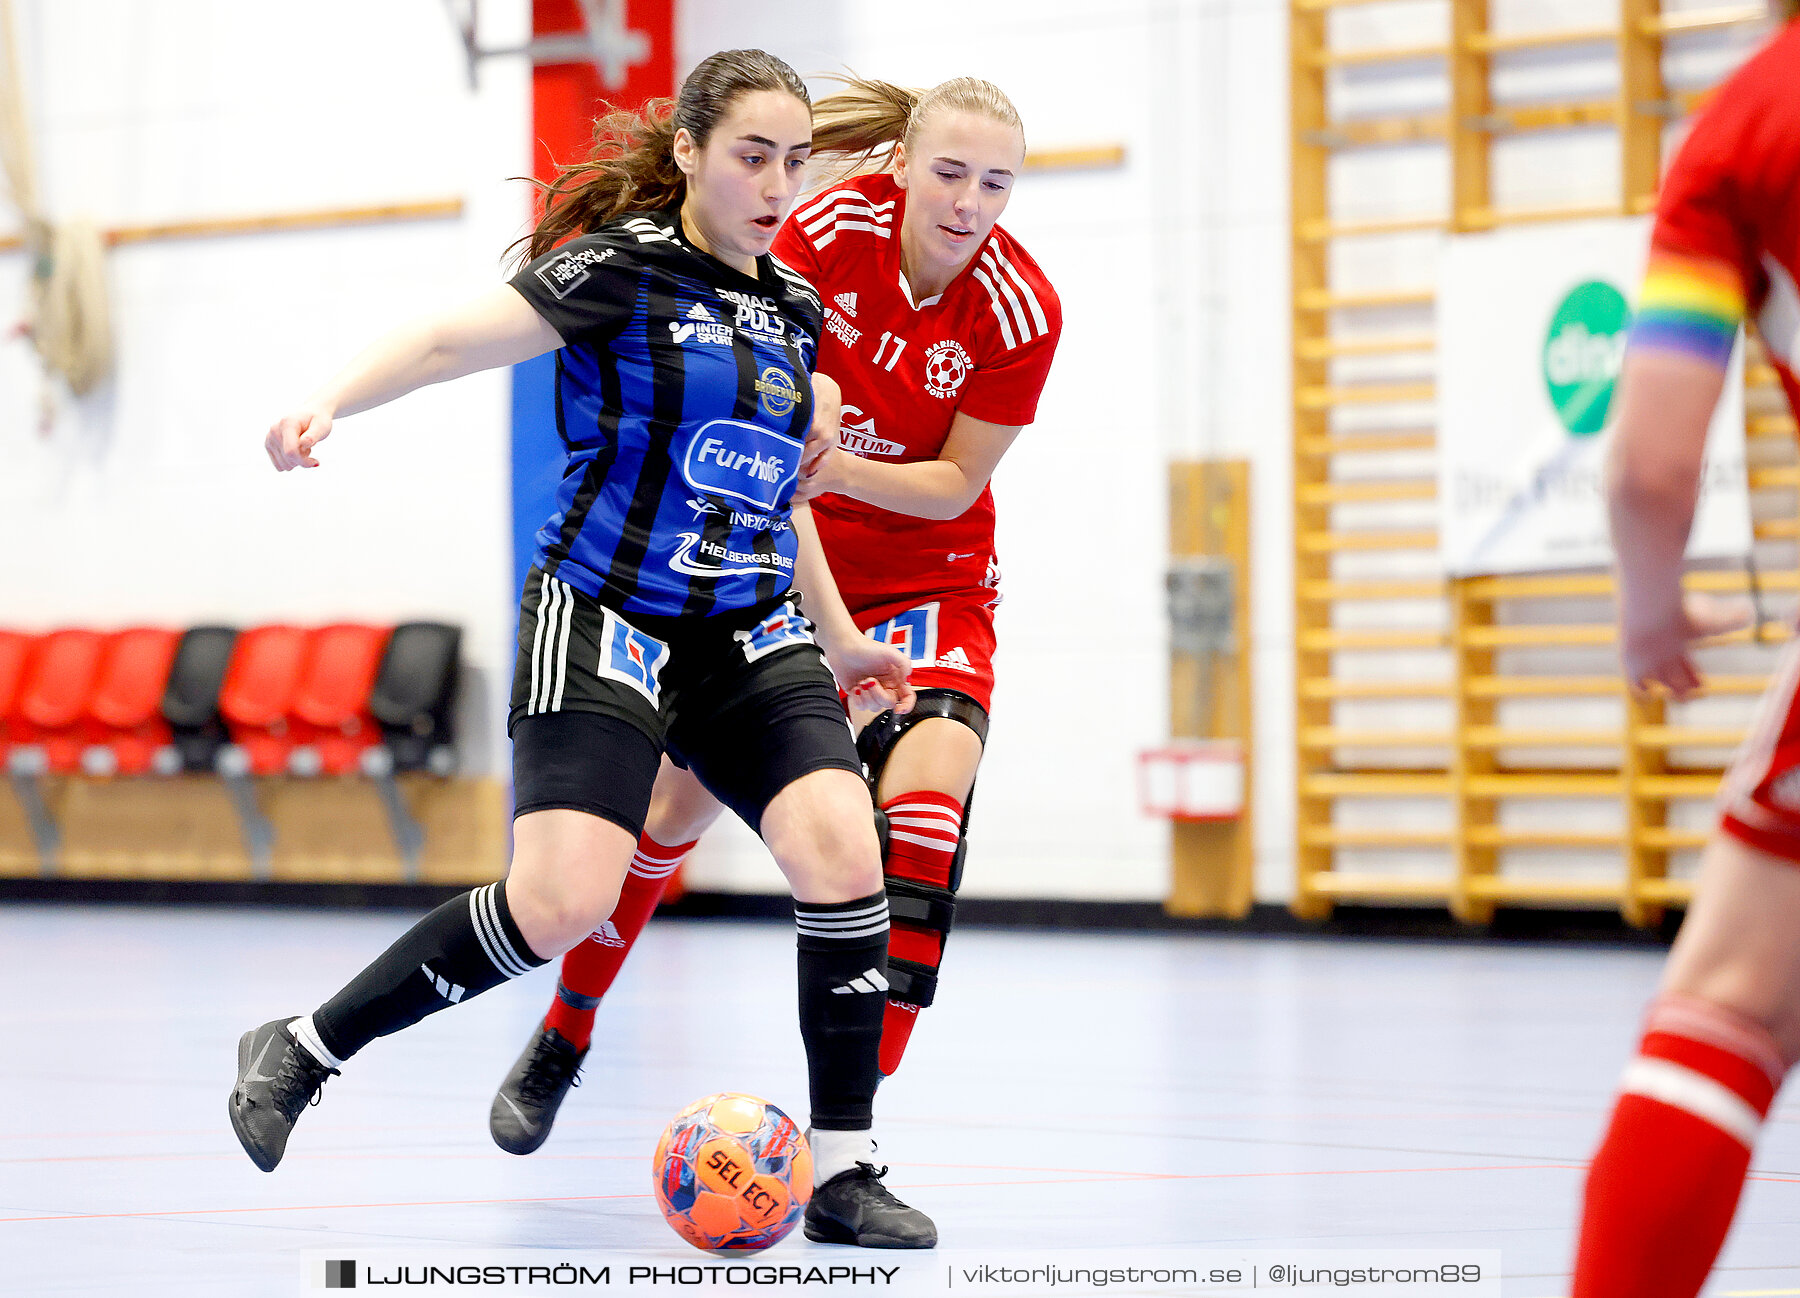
[510,206,824,619]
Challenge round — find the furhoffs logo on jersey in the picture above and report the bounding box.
[680,419,802,511]
[535,245,615,299]
[755,366,800,418]
[923,339,973,398]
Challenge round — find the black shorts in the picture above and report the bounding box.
[508,567,862,838]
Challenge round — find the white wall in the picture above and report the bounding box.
[0,0,533,778]
[676,0,847,96]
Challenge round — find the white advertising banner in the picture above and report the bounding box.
[1436,218,1751,577]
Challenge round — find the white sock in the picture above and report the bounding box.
[288,1015,343,1070]
[808,1127,875,1185]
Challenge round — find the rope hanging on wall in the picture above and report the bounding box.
[0,0,113,409]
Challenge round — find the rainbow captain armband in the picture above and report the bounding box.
[1630,251,1746,369]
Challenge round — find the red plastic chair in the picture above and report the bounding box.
[17,629,108,773]
[291,624,391,775]
[217,626,311,776]
[84,627,181,776]
[0,631,40,764]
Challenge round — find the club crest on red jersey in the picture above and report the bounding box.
[922,340,973,398]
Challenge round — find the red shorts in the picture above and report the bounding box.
[850,590,997,713]
[1718,638,1800,862]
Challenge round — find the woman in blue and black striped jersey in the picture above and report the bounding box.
[229,48,937,1249]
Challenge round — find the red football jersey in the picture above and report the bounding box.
[1647,21,1800,414]
[773,172,1062,609]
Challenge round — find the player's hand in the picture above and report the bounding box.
[1621,591,1753,701]
[794,374,843,504]
[794,434,855,504]
[266,408,334,471]
[825,635,915,717]
[793,437,837,505]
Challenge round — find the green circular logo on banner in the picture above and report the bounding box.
[1542,280,1632,437]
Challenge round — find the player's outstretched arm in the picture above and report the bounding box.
[265,284,564,471]
[790,503,914,717]
[810,408,1024,520]
[1607,346,1747,700]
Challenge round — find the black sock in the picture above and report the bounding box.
[313,880,546,1061]
[794,892,889,1132]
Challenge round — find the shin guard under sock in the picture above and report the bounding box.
[878,792,964,1075]
[312,880,546,1062]
[794,892,889,1132]
[545,836,696,1051]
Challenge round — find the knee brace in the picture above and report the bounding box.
[858,690,988,1008]
[856,689,990,795]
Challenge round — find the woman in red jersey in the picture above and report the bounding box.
[1572,10,1800,1297]
[490,75,1061,1159]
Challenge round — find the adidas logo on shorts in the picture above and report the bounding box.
[934,646,975,672]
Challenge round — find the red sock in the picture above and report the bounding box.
[542,835,696,1051]
[1573,995,1788,1298]
[878,791,963,1076]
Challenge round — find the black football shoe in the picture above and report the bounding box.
[489,1022,587,1155]
[803,1163,938,1248]
[228,1017,337,1172]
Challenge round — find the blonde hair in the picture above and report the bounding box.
[810,75,1024,174]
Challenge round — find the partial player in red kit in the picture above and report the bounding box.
[1573,8,1800,1296]
[489,76,1061,1177]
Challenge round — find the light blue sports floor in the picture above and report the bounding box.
[2,905,1797,1296]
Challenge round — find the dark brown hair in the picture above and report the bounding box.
[513,48,809,264]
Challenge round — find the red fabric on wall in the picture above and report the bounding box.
[532,0,676,186]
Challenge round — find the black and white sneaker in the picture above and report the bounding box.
[803,1163,937,1249]
[228,1018,337,1172]
[489,1022,586,1155]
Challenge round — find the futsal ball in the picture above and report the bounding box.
[653,1093,812,1251]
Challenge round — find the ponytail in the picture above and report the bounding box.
[810,78,921,167]
[514,101,683,264]
[511,48,809,267]
[811,75,1025,174]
